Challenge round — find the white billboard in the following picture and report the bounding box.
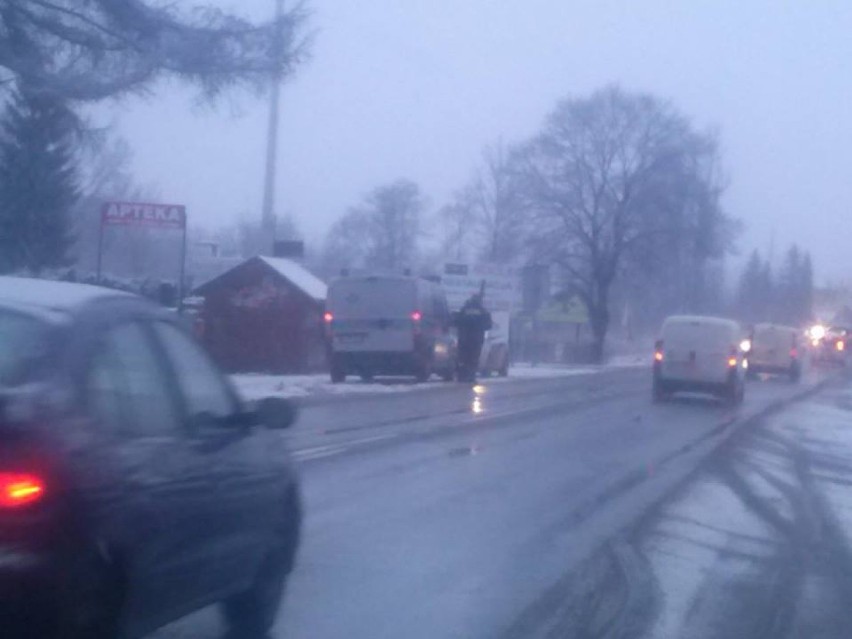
[442,263,519,313]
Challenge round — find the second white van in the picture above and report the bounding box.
[746,323,801,381]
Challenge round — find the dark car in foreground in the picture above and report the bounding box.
[0,277,301,639]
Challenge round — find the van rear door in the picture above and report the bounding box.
[662,320,733,384]
[327,278,417,353]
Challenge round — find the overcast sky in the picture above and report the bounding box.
[110,0,852,281]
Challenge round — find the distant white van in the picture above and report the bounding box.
[325,275,457,382]
[653,315,746,403]
[746,323,801,381]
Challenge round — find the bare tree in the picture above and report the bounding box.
[470,141,525,263]
[438,141,526,265]
[516,86,727,360]
[0,0,311,102]
[438,185,478,263]
[322,179,424,275]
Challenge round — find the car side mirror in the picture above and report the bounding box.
[257,396,298,430]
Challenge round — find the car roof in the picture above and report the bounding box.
[754,322,797,332]
[0,276,134,316]
[662,315,741,329]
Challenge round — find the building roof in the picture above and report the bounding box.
[257,257,327,302]
[193,256,327,303]
[0,276,131,314]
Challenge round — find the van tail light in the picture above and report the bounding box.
[323,312,333,324]
[728,346,738,368]
[411,311,422,336]
[837,340,845,352]
[654,340,664,363]
[0,473,45,508]
[790,347,798,359]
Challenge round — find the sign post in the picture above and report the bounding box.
[98,202,188,309]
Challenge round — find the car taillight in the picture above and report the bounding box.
[837,340,845,352]
[411,311,422,322]
[654,351,663,362]
[0,473,45,508]
[790,347,798,358]
[654,340,664,363]
[323,312,333,324]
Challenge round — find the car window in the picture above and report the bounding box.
[0,310,50,386]
[153,322,236,422]
[88,322,182,437]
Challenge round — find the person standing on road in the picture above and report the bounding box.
[455,293,493,382]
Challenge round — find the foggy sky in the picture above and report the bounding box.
[111,1,852,281]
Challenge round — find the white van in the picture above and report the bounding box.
[325,275,457,382]
[746,323,801,381]
[653,315,746,403]
[479,310,510,377]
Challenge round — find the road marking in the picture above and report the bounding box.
[293,433,397,462]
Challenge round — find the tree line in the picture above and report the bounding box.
[0,0,310,279]
[0,3,817,359]
[319,87,754,360]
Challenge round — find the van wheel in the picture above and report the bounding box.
[498,356,509,377]
[790,363,801,383]
[330,361,346,383]
[726,382,744,405]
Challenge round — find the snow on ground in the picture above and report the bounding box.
[604,352,648,368]
[231,362,627,400]
[641,476,777,639]
[635,381,852,638]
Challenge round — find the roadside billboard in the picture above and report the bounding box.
[441,263,519,313]
[97,201,188,310]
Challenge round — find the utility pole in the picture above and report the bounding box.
[260,0,285,256]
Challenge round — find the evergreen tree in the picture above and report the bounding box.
[0,88,79,273]
[736,250,773,323]
[777,245,815,326]
[800,252,814,323]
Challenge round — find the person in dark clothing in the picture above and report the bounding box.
[454,294,493,382]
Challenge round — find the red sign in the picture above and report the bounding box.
[101,201,186,230]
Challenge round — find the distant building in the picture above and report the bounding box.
[193,256,327,373]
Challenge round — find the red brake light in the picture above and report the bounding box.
[323,312,333,323]
[654,351,663,362]
[411,311,422,322]
[0,473,45,508]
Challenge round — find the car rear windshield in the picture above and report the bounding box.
[328,279,416,319]
[0,311,50,386]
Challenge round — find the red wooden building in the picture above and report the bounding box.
[193,256,327,373]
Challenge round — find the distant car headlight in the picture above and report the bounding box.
[739,339,752,353]
[434,343,448,356]
[810,324,827,341]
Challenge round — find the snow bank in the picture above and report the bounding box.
[231,363,614,400]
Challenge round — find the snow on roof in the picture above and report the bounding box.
[0,276,130,312]
[258,256,327,301]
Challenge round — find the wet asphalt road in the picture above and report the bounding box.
[153,365,835,639]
